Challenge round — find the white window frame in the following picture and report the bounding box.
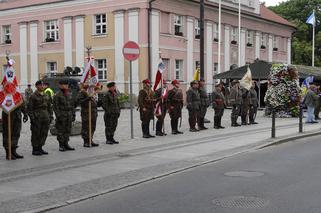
[213,23,219,42]
[44,20,59,42]
[261,33,267,48]
[175,59,183,80]
[93,14,107,35]
[231,27,238,43]
[247,30,253,46]
[95,59,107,80]
[2,25,11,44]
[47,62,58,73]
[174,15,184,36]
[194,19,200,39]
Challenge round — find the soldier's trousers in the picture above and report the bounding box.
[156,112,166,133]
[199,106,207,128]
[2,111,21,149]
[241,105,250,124]
[249,105,257,123]
[104,113,120,138]
[231,104,241,124]
[81,111,97,143]
[30,117,50,149]
[188,110,200,129]
[214,108,224,127]
[56,115,72,145]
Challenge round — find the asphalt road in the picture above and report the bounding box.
[50,135,321,213]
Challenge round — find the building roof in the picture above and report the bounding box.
[259,5,296,28]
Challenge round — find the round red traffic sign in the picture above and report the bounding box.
[123,41,140,61]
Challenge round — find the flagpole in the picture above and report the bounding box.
[238,0,241,67]
[8,112,12,160]
[312,9,315,67]
[218,0,221,74]
[86,47,92,147]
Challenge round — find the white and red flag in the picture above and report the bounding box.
[153,59,166,91]
[0,59,23,113]
[81,57,99,86]
[154,87,168,116]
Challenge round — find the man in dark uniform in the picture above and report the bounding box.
[27,80,53,155]
[212,83,225,129]
[240,86,251,125]
[229,80,242,127]
[249,81,259,124]
[186,80,201,132]
[154,80,168,136]
[198,79,209,130]
[77,83,99,147]
[102,82,121,144]
[138,79,155,138]
[167,80,183,134]
[2,103,28,160]
[53,79,76,151]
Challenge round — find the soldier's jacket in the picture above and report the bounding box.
[212,90,225,110]
[249,88,258,107]
[27,90,53,120]
[229,85,242,105]
[186,88,200,111]
[167,87,183,117]
[138,87,155,111]
[199,87,209,107]
[53,90,75,119]
[240,88,251,106]
[77,90,98,113]
[102,90,121,114]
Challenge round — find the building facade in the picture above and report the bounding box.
[0,0,295,93]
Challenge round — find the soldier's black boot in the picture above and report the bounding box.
[111,136,119,144]
[5,148,16,160]
[59,142,66,152]
[142,124,150,138]
[64,142,75,151]
[156,120,164,136]
[32,147,43,156]
[39,147,48,155]
[171,120,177,134]
[83,139,90,148]
[106,136,114,144]
[13,147,24,159]
[214,117,219,129]
[218,117,225,129]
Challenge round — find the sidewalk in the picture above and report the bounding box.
[0,108,320,213]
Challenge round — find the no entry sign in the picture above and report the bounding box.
[123,41,140,61]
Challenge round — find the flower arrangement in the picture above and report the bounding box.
[264,64,301,117]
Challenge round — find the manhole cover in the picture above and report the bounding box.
[224,171,264,177]
[213,196,269,209]
[117,153,131,158]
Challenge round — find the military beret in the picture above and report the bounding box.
[107,82,115,88]
[142,79,151,84]
[59,79,69,85]
[35,80,43,86]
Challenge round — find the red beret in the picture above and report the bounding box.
[142,79,151,84]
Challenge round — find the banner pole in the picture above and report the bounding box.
[89,101,92,146]
[8,112,11,160]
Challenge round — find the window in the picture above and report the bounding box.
[44,20,59,42]
[47,62,57,73]
[175,60,183,80]
[247,30,253,46]
[260,33,267,49]
[213,23,219,42]
[95,59,107,80]
[174,15,184,36]
[273,36,278,51]
[2,25,11,44]
[231,27,238,44]
[194,19,200,39]
[94,14,107,35]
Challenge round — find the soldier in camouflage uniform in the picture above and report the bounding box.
[154,80,168,136]
[198,79,209,130]
[138,79,155,138]
[229,80,242,127]
[27,80,53,156]
[249,81,259,124]
[77,83,99,147]
[102,82,121,144]
[186,80,201,132]
[2,102,28,160]
[167,80,183,134]
[212,83,225,129]
[53,79,76,151]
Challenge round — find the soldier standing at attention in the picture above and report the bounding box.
[229,80,242,127]
[198,79,209,130]
[138,79,155,138]
[167,80,184,134]
[2,103,28,160]
[102,82,121,144]
[186,80,201,132]
[154,80,168,136]
[77,83,99,147]
[249,81,259,124]
[27,80,53,155]
[53,79,76,151]
[240,86,251,125]
[24,83,33,103]
[212,83,226,129]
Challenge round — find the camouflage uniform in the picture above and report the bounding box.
[138,86,155,138]
[240,88,251,125]
[249,87,259,124]
[229,84,242,126]
[212,88,225,129]
[154,87,167,136]
[102,90,121,143]
[27,90,53,154]
[2,102,27,159]
[53,89,76,151]
[167,87,183,134]
[77,90,98,146]
[186,87,201,131]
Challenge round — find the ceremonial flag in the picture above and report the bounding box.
[153,59,166,91]
[240,66,252,91]
[154,87,168,116]
[81,57,99,86]
[306,11,316,26]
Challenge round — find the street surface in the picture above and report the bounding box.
[51,135,321,213]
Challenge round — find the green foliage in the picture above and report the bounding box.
[270,0,321,66]
[117,93,129,104]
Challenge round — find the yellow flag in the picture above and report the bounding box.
[193,68,200,81]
